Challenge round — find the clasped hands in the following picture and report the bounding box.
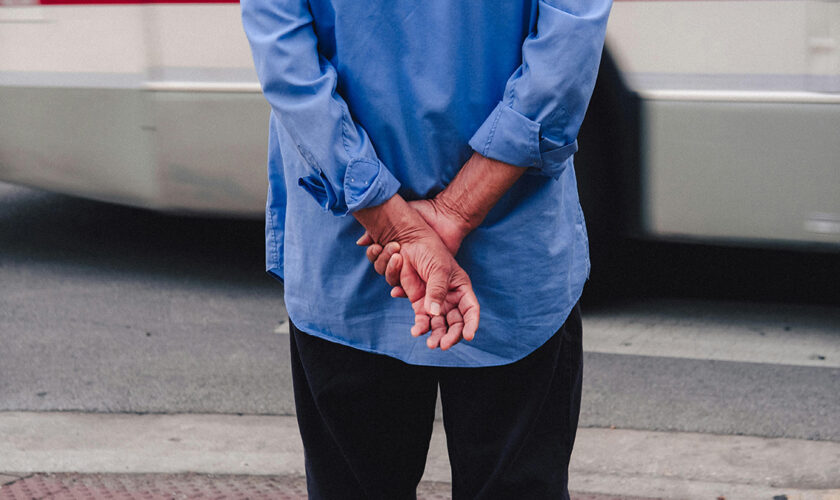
[353,152,525,351]
[354,195,479,351]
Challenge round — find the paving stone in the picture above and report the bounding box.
[0,474,65,499]
[0,473,656,500]
[0,473,306,500]
[0,477,19,487]
[572,495,659,500]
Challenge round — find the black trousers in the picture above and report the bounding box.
[289,304,583,500]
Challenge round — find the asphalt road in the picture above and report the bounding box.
[1,182,838,441]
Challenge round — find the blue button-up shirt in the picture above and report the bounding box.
[242,0,610,367]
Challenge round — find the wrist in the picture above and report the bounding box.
[435,151,525,234]
[434,152,497,233]
[354,194,429,245]
[431,194,477,240]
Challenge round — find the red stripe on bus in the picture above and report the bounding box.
[10,0,778,5]
[619,0,785,1]
[0,0,767,7]
[0,0,781,5]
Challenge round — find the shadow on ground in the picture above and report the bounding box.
[583,237,840,309]
[0,183,270,290]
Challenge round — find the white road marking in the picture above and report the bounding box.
[273,300,840,367]
[273,320,288,335]
[583,299,840,368]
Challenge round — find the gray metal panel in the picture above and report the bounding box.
[0,86,268,216]
[641,99,840,247]
[151,91,269,216]
[0,87,159,208]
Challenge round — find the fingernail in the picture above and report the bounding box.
[429,302,441,316]
[355,236,364,245]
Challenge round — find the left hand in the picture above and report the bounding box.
[356,202,477,348]
[372,249,478,350]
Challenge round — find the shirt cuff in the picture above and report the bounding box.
[344,158,401,213]
[297,158,400,216]
[468,101,578,179]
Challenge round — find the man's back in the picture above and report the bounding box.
[242,0,609,366]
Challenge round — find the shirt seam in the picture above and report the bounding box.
[266,205,281,267]
[482,105,504,156]
[339,103,354,160]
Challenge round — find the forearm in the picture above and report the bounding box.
[467,1,611,178]
[435,152,526,232]
[242,0,399,216]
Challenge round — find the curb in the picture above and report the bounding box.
[1,412,839,499]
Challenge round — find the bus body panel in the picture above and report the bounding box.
[0,3,267,215]
[608,0,840,247]
[1,1,838,245]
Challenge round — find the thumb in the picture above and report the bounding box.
[423,266,450,317]
[355,232,374,246]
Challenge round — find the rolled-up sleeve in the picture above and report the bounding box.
[242,0,400,215]
[468,0,611,178]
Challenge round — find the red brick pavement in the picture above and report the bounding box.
[0,473,656,500]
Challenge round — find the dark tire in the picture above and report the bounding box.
[574,49,641,303]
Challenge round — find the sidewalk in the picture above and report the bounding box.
[1,412,839,500]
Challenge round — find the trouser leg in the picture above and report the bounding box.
[438,305,584,500]
[289,321,439,500]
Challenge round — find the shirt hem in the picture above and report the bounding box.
[286,286,584,368]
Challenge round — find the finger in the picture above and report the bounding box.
[366,244,383,264]
[409,297,424,314]
[423,266,450,317]
[446,306,464,328]
[459,286,480,341]
[400,262,426,303]
[356,232,374,246]
[411,313,431,337]
[390,286,407,298]
[374,242,400,276]
[439,307,464,350]
[426,314,447,349]
[440,321,464,351]
[385,253,403,287]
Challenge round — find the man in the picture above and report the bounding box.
[242,1,611,498]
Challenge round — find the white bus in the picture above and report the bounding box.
[1,0,838,248]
